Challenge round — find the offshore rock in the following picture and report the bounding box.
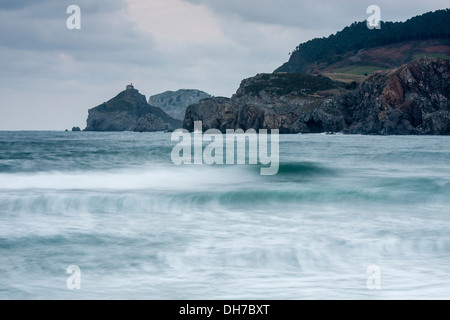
[85,87,181,132]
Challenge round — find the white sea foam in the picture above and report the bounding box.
[0,132,449,299]
[0,165,258,191]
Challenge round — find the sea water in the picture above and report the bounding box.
[0,131,449,299]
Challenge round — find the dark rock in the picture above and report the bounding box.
[184,73,349,134]
[341,58,450,135]
[183,58,450,135]
[71,127,81,132]
[85,86,182,132]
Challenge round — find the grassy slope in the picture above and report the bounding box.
[317,39,450,83]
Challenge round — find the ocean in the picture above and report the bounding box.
[0,131,449,299]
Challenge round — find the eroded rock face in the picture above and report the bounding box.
[85,88,181,132]
[341,58,450,134]
[184,58,450,135]
[184,73,349,133]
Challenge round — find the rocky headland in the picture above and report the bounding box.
[184,58,450,135]
[83,10,449,135]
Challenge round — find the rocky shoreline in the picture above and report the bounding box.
[82,58,449,135]
[183,58,450,135]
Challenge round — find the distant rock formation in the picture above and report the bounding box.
[71,127,81,132]
[149,89,211,121]
[85,85,181,132]
[184,58,450,135]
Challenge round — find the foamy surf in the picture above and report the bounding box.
[0,165,258,191]
[0,131,449,299]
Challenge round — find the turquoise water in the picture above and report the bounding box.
[0,131,449,299]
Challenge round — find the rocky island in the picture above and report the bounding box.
[85,84,181,132]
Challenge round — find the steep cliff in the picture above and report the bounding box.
[85,87,182,132]
[184,58,450,135]
[340,58,450,134]
[184,73,351,133]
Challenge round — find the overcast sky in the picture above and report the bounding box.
[0,0,448,130]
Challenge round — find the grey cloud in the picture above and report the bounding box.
[0,0,167,82]
[183,0,450,31]
[183,0,366,29]
[0,0,125,15]
[0,0,41,10]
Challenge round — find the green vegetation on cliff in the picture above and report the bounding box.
[276,9,450,74]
